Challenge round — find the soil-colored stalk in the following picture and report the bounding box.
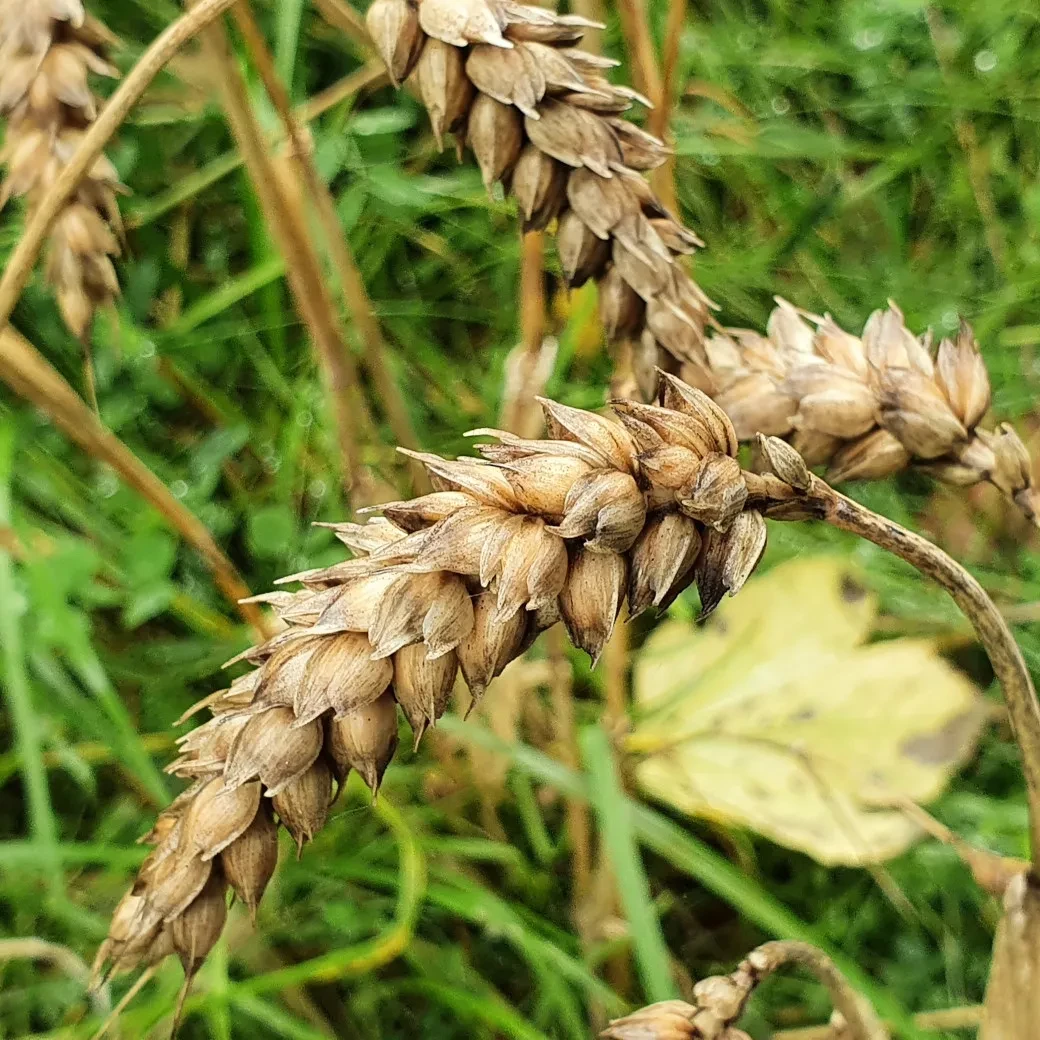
[197,12,366,497]
[230,2,428,495]
[0,327,269,637]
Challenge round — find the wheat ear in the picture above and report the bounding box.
[0,0,122,339]
[363,0,715,399]
[691,298,1040,523]
[94,374,765,985]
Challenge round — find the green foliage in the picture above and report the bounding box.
[1,0,1037,1036]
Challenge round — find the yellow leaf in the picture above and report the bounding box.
[630,556,986,866]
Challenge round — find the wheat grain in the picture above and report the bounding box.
[95,374,770,985]
[0,0,121,339]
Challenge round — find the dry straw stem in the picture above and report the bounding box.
[0,325,270,638]
[229,1,428,495]
[0,0,245,336]
[697,298,1040,525]
[648,0,687,212]
[602,940,886,1040]
[194,7,368,498]
[365,0,714,399]
[0,0,122,340]
[613,0,680,213]
[97,373,776,986]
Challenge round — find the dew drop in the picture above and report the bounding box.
[974,49,997,73]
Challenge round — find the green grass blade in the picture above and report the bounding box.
[275,0,307,94]
[164,256,286,336]
[0,424,62,896]
[399,980,550,1040]
[580,723,679,1004]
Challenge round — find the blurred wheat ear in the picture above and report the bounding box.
[0,0,122,351]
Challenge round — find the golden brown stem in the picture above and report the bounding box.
[614,0,678,210]
[648,0,687,211]
[0,327,270,638]
[0,0,244,335]
[230,2,428,495]
[197,12,367,497]
[519,230,546,355]
[311,0,368,46]
[570,0,605,53]
[749,470,1040,866]
[498,230,552,438]
[615,0,664,108]
[602,604,629,725]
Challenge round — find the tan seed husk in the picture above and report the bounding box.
[392,642,459,744]
[326,691,400,794]
[272,757,333,854]
[697,299,1039,518]
[220,803,278,922]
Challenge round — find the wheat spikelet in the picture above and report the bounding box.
[688,298,1040,522]
[0,0,122,339]
[363,0,713,396]
[95,374,771,986]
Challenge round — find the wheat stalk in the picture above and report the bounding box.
[691,298,1040,523]
[0,0,122,340]
[94,374,766,986]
